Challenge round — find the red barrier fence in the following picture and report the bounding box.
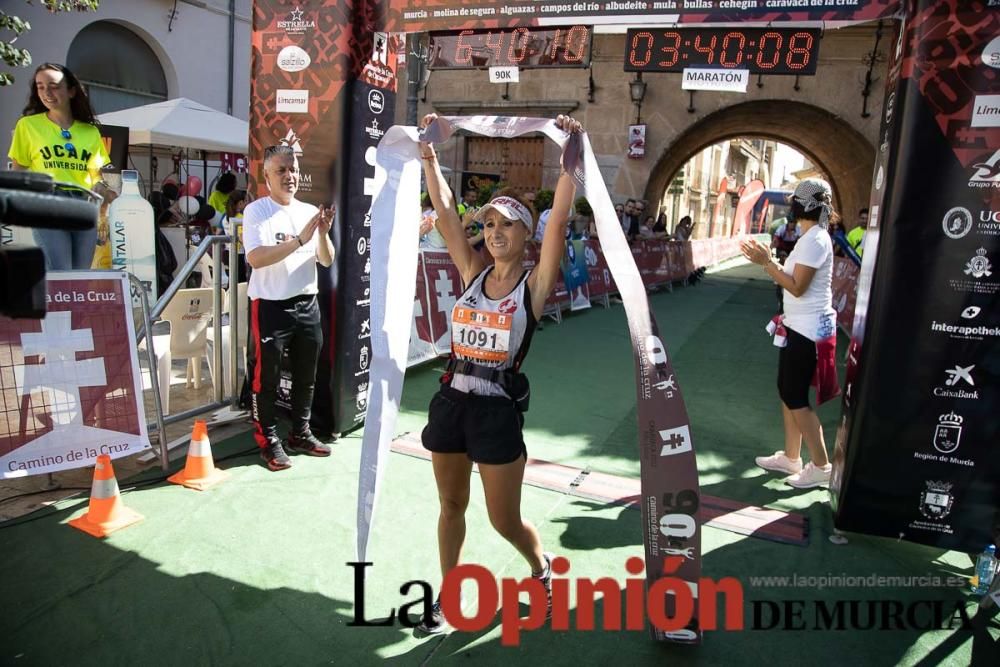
[407,236,756,366]
[831,256,860,335]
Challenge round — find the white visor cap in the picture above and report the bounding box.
[474,196,533,233]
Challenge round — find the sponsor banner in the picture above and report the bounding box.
[731,179,765,237]
[831,256,860,335]
[689,236,749,269]
[584,239,613,298]
[460,171,502,197]
[832,1,999,552]
[251,0,398,437]
[521,243,570,310]
[219,152,249,173]
[366,115,702,643]
[418,250,463,355]
[250,0,356,202]
[408,252,439,366]
[0,272,150,478]
[627,123,646,159]
[379,0,901,32]
[98,124,129,174]
[326,30,400,436]
[681,68,749,93]
[562,239,591,311]
[712,177,730,237]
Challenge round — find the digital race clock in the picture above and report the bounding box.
[428,26,592,69]
[624,28,821,76]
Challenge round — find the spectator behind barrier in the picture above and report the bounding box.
[846,207,867,257]
[209,172,238,214]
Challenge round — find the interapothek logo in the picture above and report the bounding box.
[930,319,1000,341]
[276,89,309,114]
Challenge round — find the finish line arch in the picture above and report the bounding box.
[644,100,876,228]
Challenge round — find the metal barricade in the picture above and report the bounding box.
[135,234,242,470]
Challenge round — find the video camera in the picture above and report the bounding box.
[0,170,100,319]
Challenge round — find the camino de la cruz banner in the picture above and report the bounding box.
[832,0,1000,552]
[0,272,150,478]
[249,0,396,435]
[379,0,901,31]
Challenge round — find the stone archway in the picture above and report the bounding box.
[644,100,875,229]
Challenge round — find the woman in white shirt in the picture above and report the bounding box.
[740,179,839,489]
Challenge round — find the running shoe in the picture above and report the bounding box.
[785,462,832,489]
[755,451,803,475]
[286,431,332,457]
[416,597,449,635]
[261,440,292,471]
[532,552,554,619]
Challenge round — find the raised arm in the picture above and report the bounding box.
[528,115,582,318]
[419,114,485,286]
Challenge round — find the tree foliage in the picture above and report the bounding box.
[1,1,100,86]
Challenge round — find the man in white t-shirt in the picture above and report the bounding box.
[243,145,336,471]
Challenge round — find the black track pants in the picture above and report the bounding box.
[247,295,322,447]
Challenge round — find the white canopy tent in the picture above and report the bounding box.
[98,97,249,153]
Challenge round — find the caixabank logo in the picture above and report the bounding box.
[345,558,973,645]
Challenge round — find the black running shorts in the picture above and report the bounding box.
[776,326,817,410]
[421,385,526,465]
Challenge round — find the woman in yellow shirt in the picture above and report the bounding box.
[7,63,117,270]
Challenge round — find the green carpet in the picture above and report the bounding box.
[2,266,994,666]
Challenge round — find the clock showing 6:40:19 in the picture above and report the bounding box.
[625,27,822,76]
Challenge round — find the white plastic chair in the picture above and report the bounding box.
[196,251,229,290]
[206,281,248,396]
[142,287,214,416]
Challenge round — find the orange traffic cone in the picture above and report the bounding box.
[69,455,144,538]
[167,420,228,491]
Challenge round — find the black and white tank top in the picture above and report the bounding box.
[450,266,536,397]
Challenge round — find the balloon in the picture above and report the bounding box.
[185,176,203,196]
[177,195,200,216]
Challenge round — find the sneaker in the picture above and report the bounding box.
[261,440,292,471]
[286,431,332,457]
[755,451,803,475]
[785,462,832,489]
[532,553,554,619]
[415,598,449,635]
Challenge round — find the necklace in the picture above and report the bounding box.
[46,112,74,132]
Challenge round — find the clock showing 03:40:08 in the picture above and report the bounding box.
[625,27,822,76]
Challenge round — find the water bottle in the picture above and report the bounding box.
[970,544,997,595]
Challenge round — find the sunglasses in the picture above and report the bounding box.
[61,128,75,153]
